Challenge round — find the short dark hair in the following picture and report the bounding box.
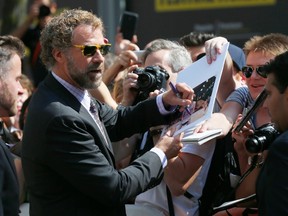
[264,50,288,93]
[179,32,215,48]
[0,35,25,76]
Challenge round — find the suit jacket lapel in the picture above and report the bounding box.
[44,73,115,157]
[79,105,114,153]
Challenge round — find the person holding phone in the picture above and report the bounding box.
[11,0,57,88]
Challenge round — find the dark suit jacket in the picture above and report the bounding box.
[0,138,19,216]
[22,73,171,216]
[256,131,288,216]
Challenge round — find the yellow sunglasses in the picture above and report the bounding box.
[73,44,111,56]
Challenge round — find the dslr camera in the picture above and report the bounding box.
[132,65,170,104]
[245,123,280,154]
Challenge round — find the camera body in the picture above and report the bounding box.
[245,123,280,153]
[38,5,51,18]
[133,65,170,103]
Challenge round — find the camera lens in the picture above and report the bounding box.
[245,123,279,154]
[137,73,156,90]
[245,136,267,153]
[132,65,169,105]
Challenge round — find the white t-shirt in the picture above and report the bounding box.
[134,139,216,216]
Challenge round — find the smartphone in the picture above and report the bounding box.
[120,11,139,41]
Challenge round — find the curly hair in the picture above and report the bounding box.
[40,9,104,70]
[243,33,288,57]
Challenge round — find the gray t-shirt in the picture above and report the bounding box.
[226,86,256,129]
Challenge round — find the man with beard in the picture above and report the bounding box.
[0,35,25,215]
[21,9,193,216]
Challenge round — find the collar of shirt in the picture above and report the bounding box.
[51,72,91,111]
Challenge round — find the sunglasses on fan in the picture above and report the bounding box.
[73,44,111,56]
[242,66,267,78]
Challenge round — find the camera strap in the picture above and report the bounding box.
[235,154,263,189]
[211,153,262,215]
[166,185,175,216]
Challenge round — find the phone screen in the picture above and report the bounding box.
[120,11,139,41]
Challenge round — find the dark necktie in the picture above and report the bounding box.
[89,98,109,146]
[0,121,8,143]
[0,121,4,139]
[0,121,3,134]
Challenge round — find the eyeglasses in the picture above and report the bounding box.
[73,44,111,56]
[242,66,267,78]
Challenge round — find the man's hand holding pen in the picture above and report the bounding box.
[162,82,194,113]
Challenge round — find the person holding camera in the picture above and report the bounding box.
[110,39,190,169]
[122,37,234,216]
[198,33,288,216]
[124,39,197,215]
[11,0,57,88]
[226,33,288,201]
[255,50,288,216]
[111,63,172,169]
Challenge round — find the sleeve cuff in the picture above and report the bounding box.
[156,94,176,115]
[150,147,167,168]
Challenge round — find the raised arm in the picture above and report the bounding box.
[205,37,237,107]
[103,43,141,85]
[10,2,39,38]
[164,152,205,196]
[196,100,243,137]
